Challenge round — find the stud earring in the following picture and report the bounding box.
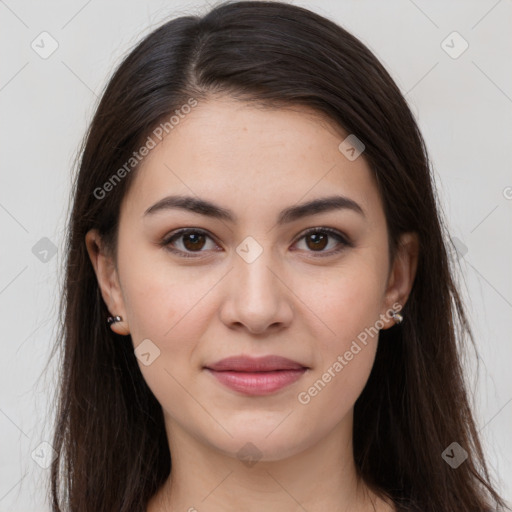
[391,310,403,325]
[107,315,123,325]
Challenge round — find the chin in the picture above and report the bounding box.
[206,425,313,464]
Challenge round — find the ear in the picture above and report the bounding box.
[85,228,130,336]
[380,231,419,329]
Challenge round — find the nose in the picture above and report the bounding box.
[218,246,294,335]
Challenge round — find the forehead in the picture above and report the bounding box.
[120,97,383,224]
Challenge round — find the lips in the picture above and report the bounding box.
[204,355,307,372]
[204,355,308,396]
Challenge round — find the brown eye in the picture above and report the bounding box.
[305,232,329,251]
[294,227,350,256]
[182,232,206,251]
[162,229,219,258]
[162,227,350,259]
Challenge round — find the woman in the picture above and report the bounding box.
[48,1,510,511]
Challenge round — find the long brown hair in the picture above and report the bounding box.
[48,1,510,510]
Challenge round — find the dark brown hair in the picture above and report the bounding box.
[48,1,510,510]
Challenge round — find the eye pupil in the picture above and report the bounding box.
[307,233,328,251]
[183,233,206,251]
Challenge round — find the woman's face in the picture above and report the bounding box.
[87,97,417,462]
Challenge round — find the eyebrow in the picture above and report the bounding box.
[143,194,365,224]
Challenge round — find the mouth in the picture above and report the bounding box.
[203,355,309,396]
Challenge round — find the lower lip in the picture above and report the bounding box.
[205,368,307,396]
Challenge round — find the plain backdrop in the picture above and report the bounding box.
[0,0,511,510]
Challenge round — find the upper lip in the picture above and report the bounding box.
[205,355,308,372]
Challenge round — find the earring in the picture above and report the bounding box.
[107,315,123,325]
[391,310,403,325]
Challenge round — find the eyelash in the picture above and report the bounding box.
[160,227,352,259]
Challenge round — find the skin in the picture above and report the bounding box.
[86,96,418,512]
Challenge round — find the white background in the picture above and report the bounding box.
[0,0,511,510]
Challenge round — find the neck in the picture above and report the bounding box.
[147,411,394,512]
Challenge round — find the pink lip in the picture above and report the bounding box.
[204,355,308,396]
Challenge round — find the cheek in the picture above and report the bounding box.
[303,257,385,342]
[127,286,205,423]
[294,340,377,441]
[116,249,208,395]
[124,271,208,366]
[119,241,217,340]
[294,257,384,411]
[296,273,383,424]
